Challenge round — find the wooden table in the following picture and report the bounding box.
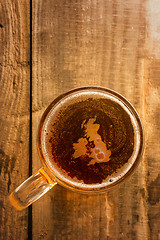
[0,0,160,239]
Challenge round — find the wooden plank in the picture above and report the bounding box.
[32,0,160,239]
[0,1,30,239]
[144,1,160,239]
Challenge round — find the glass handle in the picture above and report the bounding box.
[9,167,57,210]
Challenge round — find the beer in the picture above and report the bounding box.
[40,88,140,189]
[9,87,143,210]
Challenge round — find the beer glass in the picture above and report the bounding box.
[9,87,144,210]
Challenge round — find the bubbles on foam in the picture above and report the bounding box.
[72,116,111,166]
[41,88,142,190]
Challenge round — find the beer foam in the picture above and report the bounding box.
[72,116,111,165]
[40,88,142,191]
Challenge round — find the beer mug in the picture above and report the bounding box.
[9,87,144,210]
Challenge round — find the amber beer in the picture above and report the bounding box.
[40,87,143,190]
[9,87,144,210]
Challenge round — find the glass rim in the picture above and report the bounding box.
[37,86,144,193]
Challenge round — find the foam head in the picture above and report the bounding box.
[39,88,143,192]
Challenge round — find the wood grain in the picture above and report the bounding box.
[32,0,160,239]
[0,1,30,239]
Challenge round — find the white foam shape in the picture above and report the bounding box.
[73,116,111,165]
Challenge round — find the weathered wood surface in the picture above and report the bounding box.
[0,0,30,239]
[1,0,160,239]
[32,0,160,239]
